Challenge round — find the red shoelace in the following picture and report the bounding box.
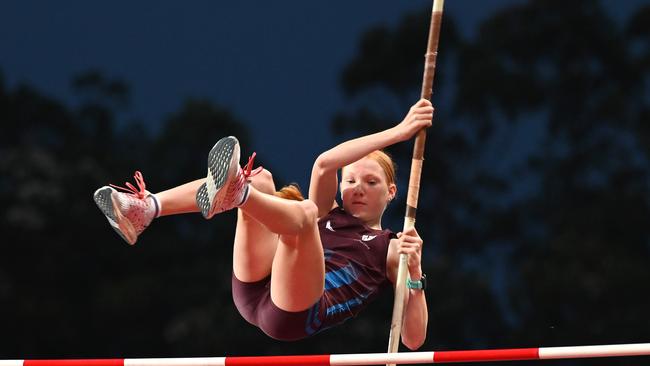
[243,152,263,180]
[110,171,147,199]
[224,153,263,209]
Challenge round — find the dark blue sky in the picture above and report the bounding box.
[1,0,645,188]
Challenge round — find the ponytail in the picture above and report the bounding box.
[274,183,304,201]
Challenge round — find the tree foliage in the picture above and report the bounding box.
[334,1,650,364]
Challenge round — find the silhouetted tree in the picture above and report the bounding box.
[332,1,650,362]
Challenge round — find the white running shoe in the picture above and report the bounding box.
[196,136,262,219]
[93,171,159,245]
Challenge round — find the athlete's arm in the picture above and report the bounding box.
[309,99,433,217]
[387,227,428,350]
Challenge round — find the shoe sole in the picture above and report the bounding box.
[196,136,240,219]
[93,186,137,245]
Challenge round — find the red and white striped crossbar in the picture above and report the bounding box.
[2,343,649,366]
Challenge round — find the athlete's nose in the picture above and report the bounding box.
[352,182,364,195]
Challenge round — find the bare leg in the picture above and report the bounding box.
[238,185,325,312]
[233,169,280,282]
[153,169,325,312]
[271,220,325,312]
[155,179,203,216]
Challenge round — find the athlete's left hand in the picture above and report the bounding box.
[396,227,423,279]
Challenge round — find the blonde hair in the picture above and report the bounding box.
[365,150,396,186]
[275,183,304,201]
[275,150,396,201]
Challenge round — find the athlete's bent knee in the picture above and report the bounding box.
[298,200,319,231]
[250,169,275,194]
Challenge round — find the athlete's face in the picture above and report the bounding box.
[340,157,396,228]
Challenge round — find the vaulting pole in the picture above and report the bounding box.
[387,0,444,361]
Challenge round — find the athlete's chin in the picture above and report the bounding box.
[349,209,372,222]
[346,208,365,219]
[345,205,375,220]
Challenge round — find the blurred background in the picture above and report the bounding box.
[1,0,649,365]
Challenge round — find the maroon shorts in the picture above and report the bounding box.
[231,274,323,341]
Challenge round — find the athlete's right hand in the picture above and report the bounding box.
[396,227,423,281]
[394,99,434,142]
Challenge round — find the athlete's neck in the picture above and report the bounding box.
[365,217,382,230]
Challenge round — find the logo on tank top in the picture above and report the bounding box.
[354,234,377,249]
[326,220,335,232]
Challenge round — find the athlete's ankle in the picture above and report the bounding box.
[147,193,162,218]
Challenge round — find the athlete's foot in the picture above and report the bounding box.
[93,171,159,245]
[196,136,262,219]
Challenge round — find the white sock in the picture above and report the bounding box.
[237,185,251,207]
[147,194,162,218]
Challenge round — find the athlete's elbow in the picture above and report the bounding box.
[401,326,427,350]
[313,153,336,173]
[402,335,426,351]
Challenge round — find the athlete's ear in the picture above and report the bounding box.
[388,183,397,202]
